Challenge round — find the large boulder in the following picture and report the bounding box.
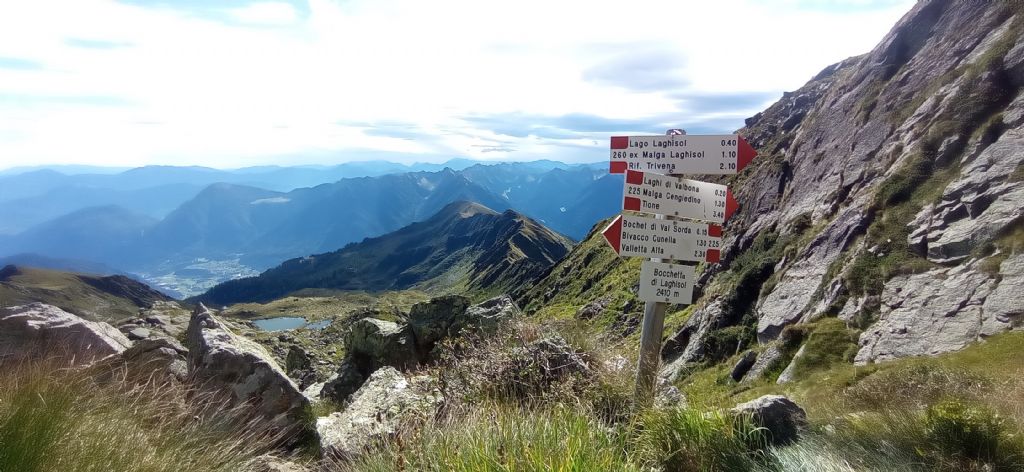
[317,367,441,461]
[407,295,471,349]
[346,318,418,369]
[0,303,131,365]
[185,306,313,444]
[732,395,807,445]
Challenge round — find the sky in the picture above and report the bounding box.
[0,0,915,170]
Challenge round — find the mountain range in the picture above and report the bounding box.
[196,201,573,306]
[0,160,617,296]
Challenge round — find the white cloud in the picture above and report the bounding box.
[0,0,914,169]
[228,2,299,26]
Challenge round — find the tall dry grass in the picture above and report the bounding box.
[0,356,288,472]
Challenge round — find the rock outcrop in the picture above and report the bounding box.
[408,295,472,350]
[118,337,189,381]
[185,305,313,443]
[856,254,1023,364]
[0,303,131,365]
[322,295,521,403]
[117,300,190,340]
[317,367,441,460]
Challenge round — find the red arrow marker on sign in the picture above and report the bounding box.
[602,215,622,253]
[737,136,757,172]
[725,189,739,221]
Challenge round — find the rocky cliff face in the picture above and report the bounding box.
[523,0,1024,381]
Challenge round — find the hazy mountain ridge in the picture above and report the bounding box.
[0,161,618,296]
[196,201,573,306]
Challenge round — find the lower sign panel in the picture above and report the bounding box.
[639,260,695,305]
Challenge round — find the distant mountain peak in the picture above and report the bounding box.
[196,201,574,305]
[439,200,499,219]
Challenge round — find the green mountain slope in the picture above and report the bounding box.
[0,265,171,322]
[196,201,573,306]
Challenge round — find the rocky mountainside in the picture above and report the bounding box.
[0,265,171,322]
[522,0,1024,382]
[196,201,573,306]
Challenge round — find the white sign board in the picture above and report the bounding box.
[623,170,737,223]
[609,134,757,175]
[639,260,695,304]
[602,214,723,263]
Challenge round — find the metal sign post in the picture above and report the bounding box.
[633,212,668,408]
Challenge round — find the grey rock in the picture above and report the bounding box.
[855,261,996,364]
[303,383,326,404]
[119,337,189,381]
[925,127,1024,264]
[320,358,366,403]
[249,455,310,472]
[603,355,630,373]
[317,367,441,461]
[1005,34,1024,87]
[660,300,726,382]
[576,296,612,320]
[732,395,807,445]
[120,301,190,340]
[741,344,785,384]
[730,351,758,382]
[518,336,591,380]
[655,383,686,409]
[455,294,521,334]
[757,204,868,342]
[126,327,151,341]
[980,254,1024,336]
[838,295,879,327]
[776,345,806,384]
[407,295,471,349]
[185,306,312,443]
[0,303,131,365]
[285,345,317,390]
[347,318,418,369]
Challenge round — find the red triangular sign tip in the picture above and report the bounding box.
[737,136,757,172]
[725,189,739,221]
[602,215,623,253]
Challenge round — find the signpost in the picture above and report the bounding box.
[604,130,755,410]
[602,214,723,263]
[609,134,757,175]
[623,170,738,223]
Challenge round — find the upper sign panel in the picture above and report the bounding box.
[609,135,757,175]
